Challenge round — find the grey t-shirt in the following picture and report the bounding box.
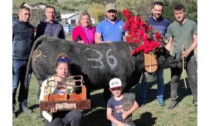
[166,19,197,58]
[107,96,124,122]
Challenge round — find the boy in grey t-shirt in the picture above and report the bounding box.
[107,78,139,126]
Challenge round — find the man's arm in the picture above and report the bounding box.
[164,36,173,53]
[183,34,197,57]
[35,24,42,40]
[60,25,65,39]
[95,32,104,43]
[31,26,35,44]
[12,24,16,41]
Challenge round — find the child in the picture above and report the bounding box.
[39,53,82,126]
[107,78,139,126]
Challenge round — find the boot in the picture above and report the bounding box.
[168,98,177,109]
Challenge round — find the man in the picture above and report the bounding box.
[165,3,197,110]
[35,5,65,104]
[35,5,65,39]
[13,5,34,117]
[139,1,170,107]
[95,3,125,43]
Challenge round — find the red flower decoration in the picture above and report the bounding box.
[122,9,162,55]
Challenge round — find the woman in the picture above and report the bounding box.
[72,11,95,44]
[39,53,82,126]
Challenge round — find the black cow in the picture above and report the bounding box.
[25,35,178,100]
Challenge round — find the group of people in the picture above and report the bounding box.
[72,3,125,44]
[12,5,66,119]
[140,1,197,112]
[12,1,197,126]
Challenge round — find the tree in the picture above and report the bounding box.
[185,0,197,23]
[163,0,197,23]
[116,0,197,23]
[88,3,105,24]
[116,0,153,21]
[163,0,179,22]
[30,9,44,27]
[55,12,61,22]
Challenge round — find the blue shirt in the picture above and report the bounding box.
[147,16,170,36]
[96,18,125,42]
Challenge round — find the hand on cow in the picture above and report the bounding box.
[164,43,171,52]
[78,40,85,44]
[164,37,172,53]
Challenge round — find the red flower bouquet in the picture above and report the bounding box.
[122,9,163,55]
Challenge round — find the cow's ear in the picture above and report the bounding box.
[131,52,138,56]
[160,36,170,46]
[155,46,170,57]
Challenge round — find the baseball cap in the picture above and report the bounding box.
[109,78,122,89]
[106,3,117,12]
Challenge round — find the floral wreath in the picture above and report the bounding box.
[122,9,163,55]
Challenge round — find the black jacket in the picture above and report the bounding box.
[12,17,34,60]
[35,20,65,40]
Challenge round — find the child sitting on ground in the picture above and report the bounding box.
[107,78,139,126]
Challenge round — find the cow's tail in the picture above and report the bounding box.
[24,35,48,88]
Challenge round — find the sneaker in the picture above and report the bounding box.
[168,100,177,109]
[157,97,165,106]
[21,107,32,114]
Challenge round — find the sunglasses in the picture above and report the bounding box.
[58,57,70,63]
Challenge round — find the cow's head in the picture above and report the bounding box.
[155,37,182,69]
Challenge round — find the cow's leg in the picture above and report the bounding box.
[86,87,91,100]
[121,79,130,93]
[37,80,44,119]
[37,80,43,99]
[103,88,111,102]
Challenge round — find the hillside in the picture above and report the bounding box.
[13,0,47,9]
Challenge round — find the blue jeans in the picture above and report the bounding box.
[12,60,31,109]
[139,69,164,100]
